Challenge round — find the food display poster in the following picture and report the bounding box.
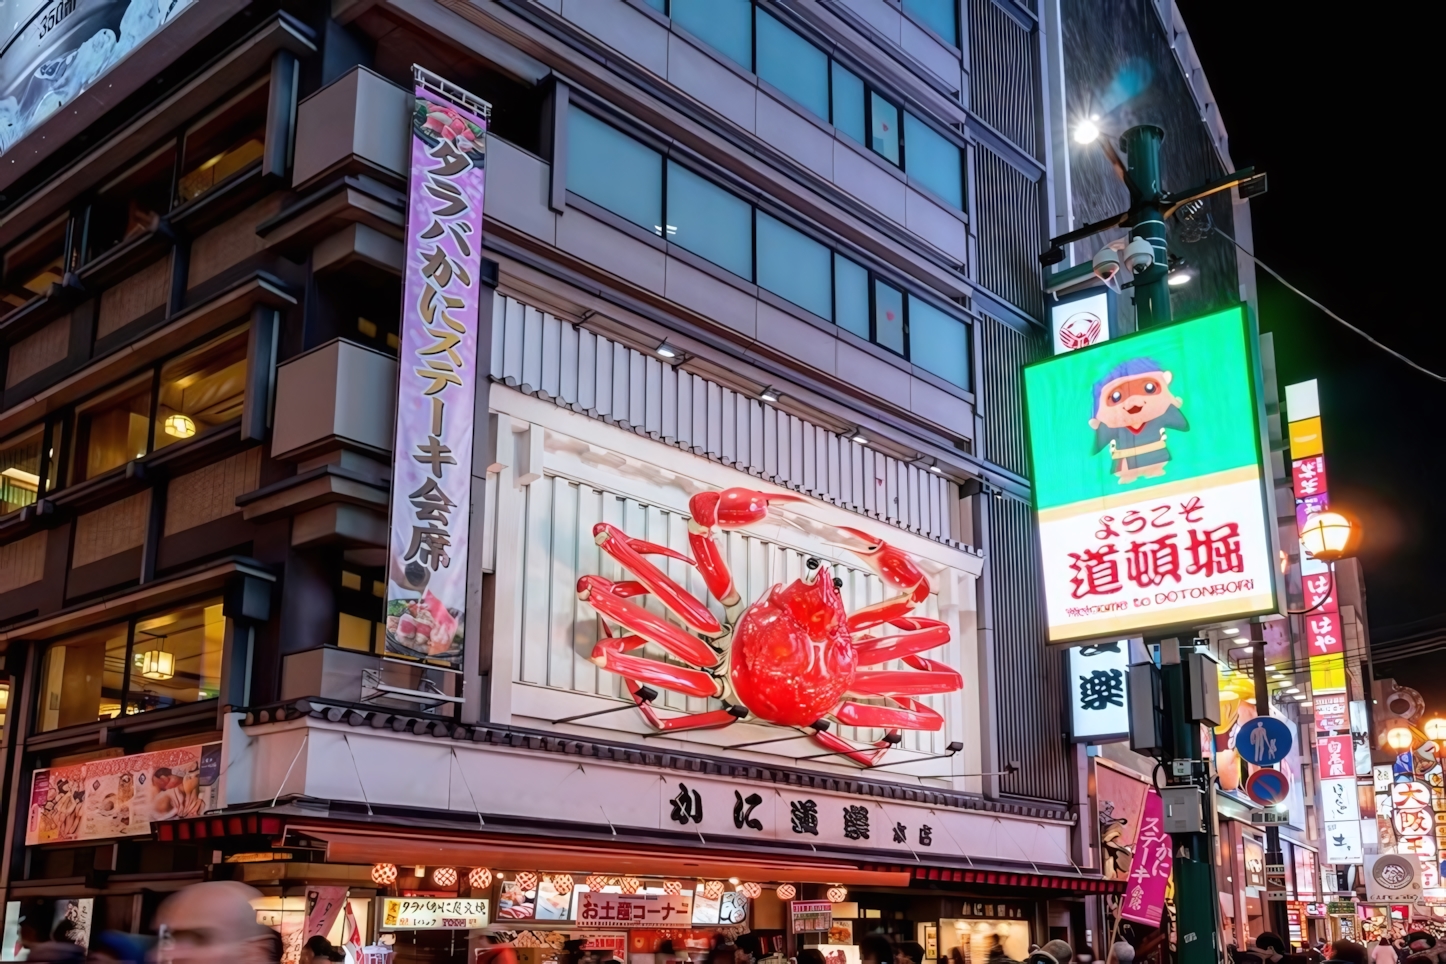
[382,68,490,671]
[1022,306,1277,642]
[380,898,489,931]
[26,743,220,845]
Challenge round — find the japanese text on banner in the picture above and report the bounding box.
[1120,787,1172,926]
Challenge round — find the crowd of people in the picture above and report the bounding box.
[1225,931,1446,964]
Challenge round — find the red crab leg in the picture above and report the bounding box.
[623,680,741,732]
[834,697,945,731]
[849,660,962,697]
[808,727,889,767]
[592,635,718,699]
[578,575,720,669]
[852,616,950,666]
[688,488,807,606]
[593,523,721,635]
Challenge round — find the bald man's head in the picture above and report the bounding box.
[155,882,278,963]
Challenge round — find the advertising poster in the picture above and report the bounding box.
[1096,761,1151,880]
[26,743,220,845]
[0,0,196,155]
[1120,787,1172,925]
[790,900,833,933]
[383,70,490,670]
[380,898,489,930]
[1324,820,1363,864]
[1022,307,1277,642]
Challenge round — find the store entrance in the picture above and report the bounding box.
[389,928,474,964]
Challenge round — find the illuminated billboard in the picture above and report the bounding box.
[1023,306,1278,642]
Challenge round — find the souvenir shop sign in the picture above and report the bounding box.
[379,898,489,930]
[382,67,490,671]
[790,901,833,933]
[1022,306,1278,642]
[25,743,220,845]
[577,891,695,929]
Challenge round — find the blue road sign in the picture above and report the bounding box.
[1246,768,1292,808]
[1234,716,1293,766]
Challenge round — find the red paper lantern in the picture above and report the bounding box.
[515,872,539,892]
[586,875,608,891]
[619,876,642,894]
[371,863,398,885]
[826,886,848,903]
[433,867,458,887]
[469,867,493,889]
[663,880,683,896]
[739,882,762,899]
[702,880,725,900]
[550,874,575,895]
[776,884,796,900]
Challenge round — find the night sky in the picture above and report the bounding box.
[1172,4,1445,704]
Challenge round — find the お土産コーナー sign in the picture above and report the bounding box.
[1022,307,1278,642]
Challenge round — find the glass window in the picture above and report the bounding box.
[869,91,901,165]
[566,110,663,234]
[154,327,249,450]
[87,146,175,259]
[128,600,225,714]
[0,428,42,515]
[833,256,870,339]
[74,377,152,483]
[905,113,963,208]
[666,161,753,279]
[337,567,386,654]
[903,0,958,45]
[756,213,831,318]
[2,217,68,313]
[908,296,970,388]
[177,81,268,205]
[756,11,829,120]
[671,0,752,69]
[38,625,131,732]
[639,0,665,10]
[0,679,8,744]
[874,279,905,355]
[831,64,866,144]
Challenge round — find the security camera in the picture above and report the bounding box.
[1092,245,1122,286]
[1123,236,1156,275]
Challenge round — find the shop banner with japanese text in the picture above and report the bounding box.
[26,743,221,845]
[1120,787,1172,926]
[384,72,490,670]
[576,891,695,928]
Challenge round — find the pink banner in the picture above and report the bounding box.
[1120,787,1172,926]
[383,75,489,670]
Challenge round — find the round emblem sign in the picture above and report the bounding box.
[1373,855,1416,892]
[1245,768,1292,808]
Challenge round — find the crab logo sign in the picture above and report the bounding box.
[1050,291,1111,355]
[576,487,963,767]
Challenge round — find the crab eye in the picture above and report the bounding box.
[1144,381,1157,394]
[1110,390,1122,403]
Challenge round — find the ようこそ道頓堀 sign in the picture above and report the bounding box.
[1022,307,1278,642]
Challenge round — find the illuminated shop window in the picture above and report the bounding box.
[87,145,177,258]
[177,80,268,205]
[153,327,249,451]
[0,428,42,515]
[73,376,152,483]
[336,568,386,654]
[38,625,132,732]
[1,216,68,312]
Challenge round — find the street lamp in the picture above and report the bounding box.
[1299,511,1355,562]
[1387,726,1414,751]
[1425,718,1446,742]
[1073,119,1101,145]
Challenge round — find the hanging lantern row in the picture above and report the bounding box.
[586,875,608,891]
[619,876,642,895]
[776,884,796,901]
[470,867,494,889]
[433,867,458,888]
[374,863,792,900]
[701,880,726,900]
[549,874,576,896]
[515,871,540,892]
[738,882,762,899]
[663,880,683,895]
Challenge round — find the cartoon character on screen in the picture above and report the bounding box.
[1088,357,1189,484]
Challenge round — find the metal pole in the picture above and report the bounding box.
[1252,641,1294,943]
[1120,126,1172,329]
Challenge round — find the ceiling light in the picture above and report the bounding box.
[1222,627,1240,636]
[759,386,779,402]
[163,413,196,439]
[1073,120,1100,145]
[655,340,678,359]
[851,429,869,445]
[1240,646,1253,654]
[1287,687,1301,694]
[140,649,174,681]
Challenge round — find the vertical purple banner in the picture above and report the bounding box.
[383,81,489,670]
[1120,786,1173,926]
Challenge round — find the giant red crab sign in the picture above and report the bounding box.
[574,487,962,767]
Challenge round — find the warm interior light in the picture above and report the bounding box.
[776,883,797,901]
[468,867,493,889]
[739,881,762,899]
[0,466,39,491]
[702,880,725,900]
[140,649,175,681]
[1222,627,1240,636]
[433,867,458,887]
[1300,511,1354,562]
[827,886,849,903]
[1073,120,1101,145]
[1425,718,1446,742]
[372,863,399,885]
[1240,646,1253,654]
[163,413,197,439]
[1387,726,1414,751]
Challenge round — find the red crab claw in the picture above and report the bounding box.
[578,575,720,671]
[834,696,945,731]
[688,488,807,606]
[593,523,721,635]
[831,528,933,632]
[851,616,951,665]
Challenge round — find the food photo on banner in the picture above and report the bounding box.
[1022,306,1280,642]
[382,69,489,671]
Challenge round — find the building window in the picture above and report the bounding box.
[0,679,9,744]
[567,114,972,389]
[868,90,902,166]
[903,0,959,45]
[756,9,829,120]
[154,328,249,451]
[756,213,831,319]
[566,109,662,234]
[908,295,971,388]
[670,0,753,69]
[36,598,224,733]
[905,112,964,208]
[73,377,152,483]
[0,428,42,515]
[666,160,753,279]
[177,80,268,205]
[830,63,867,143]
[1,217,68,313]
[87,146,175,260]
[336,568,386,654]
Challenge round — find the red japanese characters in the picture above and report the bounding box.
[575,487,962,766]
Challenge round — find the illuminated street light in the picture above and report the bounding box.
[1387,726,1414,751]
[1074,119,1101,145]
[1425,718,1446,742]
[1299,511,1355,562]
